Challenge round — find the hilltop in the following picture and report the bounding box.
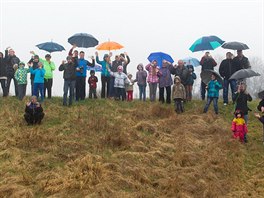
[0,97,264,197]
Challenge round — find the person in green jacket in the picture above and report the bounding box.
[15,62,29,100]
[30,51,55,99]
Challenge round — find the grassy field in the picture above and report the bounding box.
[0,97,264,197]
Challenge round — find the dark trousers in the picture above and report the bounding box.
[174,98,184,113]
[76,76,86,101]
[44,78,53,99]
[0,79,8,97]
[17,84,27,100]
[89,88,97,99]
[109,76,115,97]
[30,79,34,96]
[101,76,110,98]
[200,80,207,100]
[223,79,237,104]
[159,86,171,104]
[63,80,75,106]
[24,112,45,125]
[115,87,126,101]
[7,76,18,96]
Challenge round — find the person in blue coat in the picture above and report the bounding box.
[29,62,45,102]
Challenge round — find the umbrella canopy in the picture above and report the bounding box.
[36,41,65,53]
[222,41,249,50]
[229,69,260,80]
[96,41,124,51]
[200,69,223,85]
[189,35,225,52]
[68,33,98,48]
[147,52,174,68]
[87,64,102,72]
[182,57,200,67]
[258,90,264,99]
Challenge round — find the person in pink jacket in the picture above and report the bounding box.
[231,109,248,143]
[145,60,160,102]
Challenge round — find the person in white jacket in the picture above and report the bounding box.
[107,65,130,101]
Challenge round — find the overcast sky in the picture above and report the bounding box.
[0,0,263,96]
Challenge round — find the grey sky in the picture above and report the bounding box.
[0,0,263,96]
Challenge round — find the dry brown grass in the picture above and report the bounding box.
[0,98,264,197]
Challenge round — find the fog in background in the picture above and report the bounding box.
[0,0,263,98]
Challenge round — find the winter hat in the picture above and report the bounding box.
[137,63,144,70]
[117,65,123,72]
[174,76,181,83]
[234,109,244,118]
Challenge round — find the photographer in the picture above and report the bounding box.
[24,96,45,125]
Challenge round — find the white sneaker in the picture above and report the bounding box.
[224,103,227,106]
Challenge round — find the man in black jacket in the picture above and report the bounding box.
[59,56,78,106]
[5,47,20,96]
[0,52,8,97]
[232,50,250,70]
[219,52,238,105]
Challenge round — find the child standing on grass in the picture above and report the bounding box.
[30,62,45,102]
[172,76,186,113]
[203,73,222,114]
[254,98,264,145]
[88,70,98,99]
[231,109,248,143]
[15,62,29,100]
[134,63,147,101]
[126,73,134,101]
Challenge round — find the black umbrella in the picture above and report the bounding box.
[258,90,264,99]
[200,69,223,85]
[36,41,65,53]
[68,33,98,48]
[221,41,249,50]
[229,69,260,80]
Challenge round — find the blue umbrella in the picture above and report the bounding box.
[87,64,102,72]
[182,57,200,67]
[189,35,225,52]
[68,33,98,48]
[147,52,174,68]
[36,41,65,53]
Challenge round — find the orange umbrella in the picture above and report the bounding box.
[96,41,124,51]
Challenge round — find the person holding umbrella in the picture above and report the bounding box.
[75,51,95,101]
[219,52,238,105]
[200,52,217,100]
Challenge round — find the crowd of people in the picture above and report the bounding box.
[0,46,263,144]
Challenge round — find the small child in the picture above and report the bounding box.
[254,99,264,144]
[88,70,98,99]
[108,65,130,101]
[126,73,134,101]
[30,62,46,102]
[15,62,29,100]
[134,63,147,101]
[185,65,197,101]
[231,109,248,143]
[203,73,222,114]
[172,76,186,113]
[24,95,45,125]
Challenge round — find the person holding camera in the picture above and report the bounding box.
[24,95,45,125]
[200,52,217,100]
[75,51,95,101]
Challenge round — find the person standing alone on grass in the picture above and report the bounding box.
[88,70,98,99]
[59,56,77,106]
[203,73,222,115]
[219,52,237,105]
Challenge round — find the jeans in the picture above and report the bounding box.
[101,76,110,98]
[159,86,171,104]
[203,97,218,114]
[7,76,18,96]
[174,98,184,113]
[149,82,157,102]
[30,79,34,96]
[33,83,44,101]
[89,87,97,99]
[200,80,207,100]
[115,87,126,100]
[223,79,237,104]
[138,85,146,101]
[109,76,115,97]
[0,79,8,97]
[76,76,86,101]
[44,78,53,99]
[63,80,75,106]
[17,84,27,100]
